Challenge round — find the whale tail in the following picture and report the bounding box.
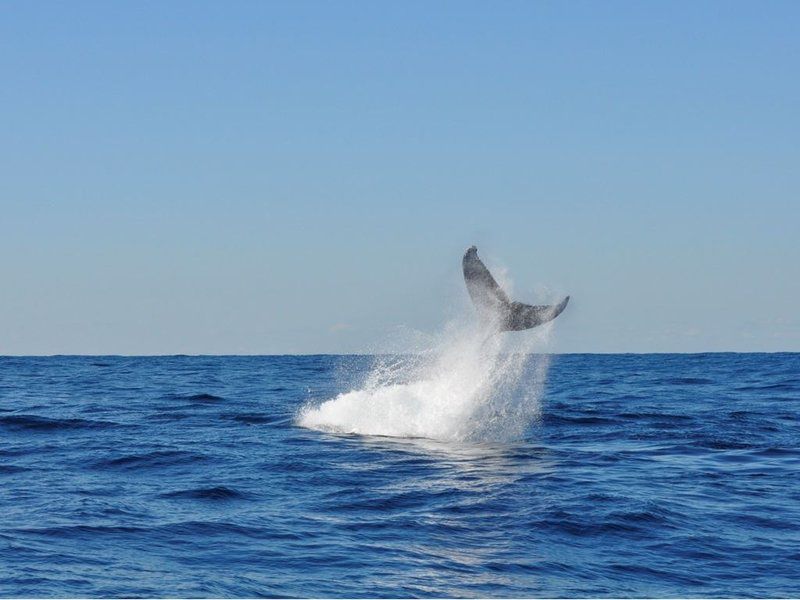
[462,246,569,332]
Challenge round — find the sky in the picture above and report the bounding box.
[1,1,798,355]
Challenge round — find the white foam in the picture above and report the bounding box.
[298,315,554,443]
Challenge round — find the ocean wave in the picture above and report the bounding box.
[223,412,275,424]
[168,392,226,403]
[0,415,120,432]
[160,486,248,501]
[542,414,619,426]
[0,465,30,474]
[92,450,210,470]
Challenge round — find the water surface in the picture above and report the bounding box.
[0,353,798,597]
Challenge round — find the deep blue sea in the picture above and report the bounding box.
[1,353,798,598]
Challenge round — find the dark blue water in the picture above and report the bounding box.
[1,353,798,597]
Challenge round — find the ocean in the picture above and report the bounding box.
[1,351,798,597]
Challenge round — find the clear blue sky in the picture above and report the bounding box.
[1,1,798,354]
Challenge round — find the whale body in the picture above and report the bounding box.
[463,246,569,332]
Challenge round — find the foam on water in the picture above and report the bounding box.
[298,316,554,442]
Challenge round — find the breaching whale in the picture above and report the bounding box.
[463,246,569,332]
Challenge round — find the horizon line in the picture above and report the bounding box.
[1,350,798,358]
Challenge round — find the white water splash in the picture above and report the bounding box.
[298,312,555,443]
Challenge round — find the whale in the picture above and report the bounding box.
[463,246,569,332]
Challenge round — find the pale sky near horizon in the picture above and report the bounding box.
[1,1,798,355]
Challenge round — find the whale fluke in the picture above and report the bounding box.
[462,245,569,332]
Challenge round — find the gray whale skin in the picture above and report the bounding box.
[462,245,569,332]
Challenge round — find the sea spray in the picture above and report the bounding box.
[298,316,554,442]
